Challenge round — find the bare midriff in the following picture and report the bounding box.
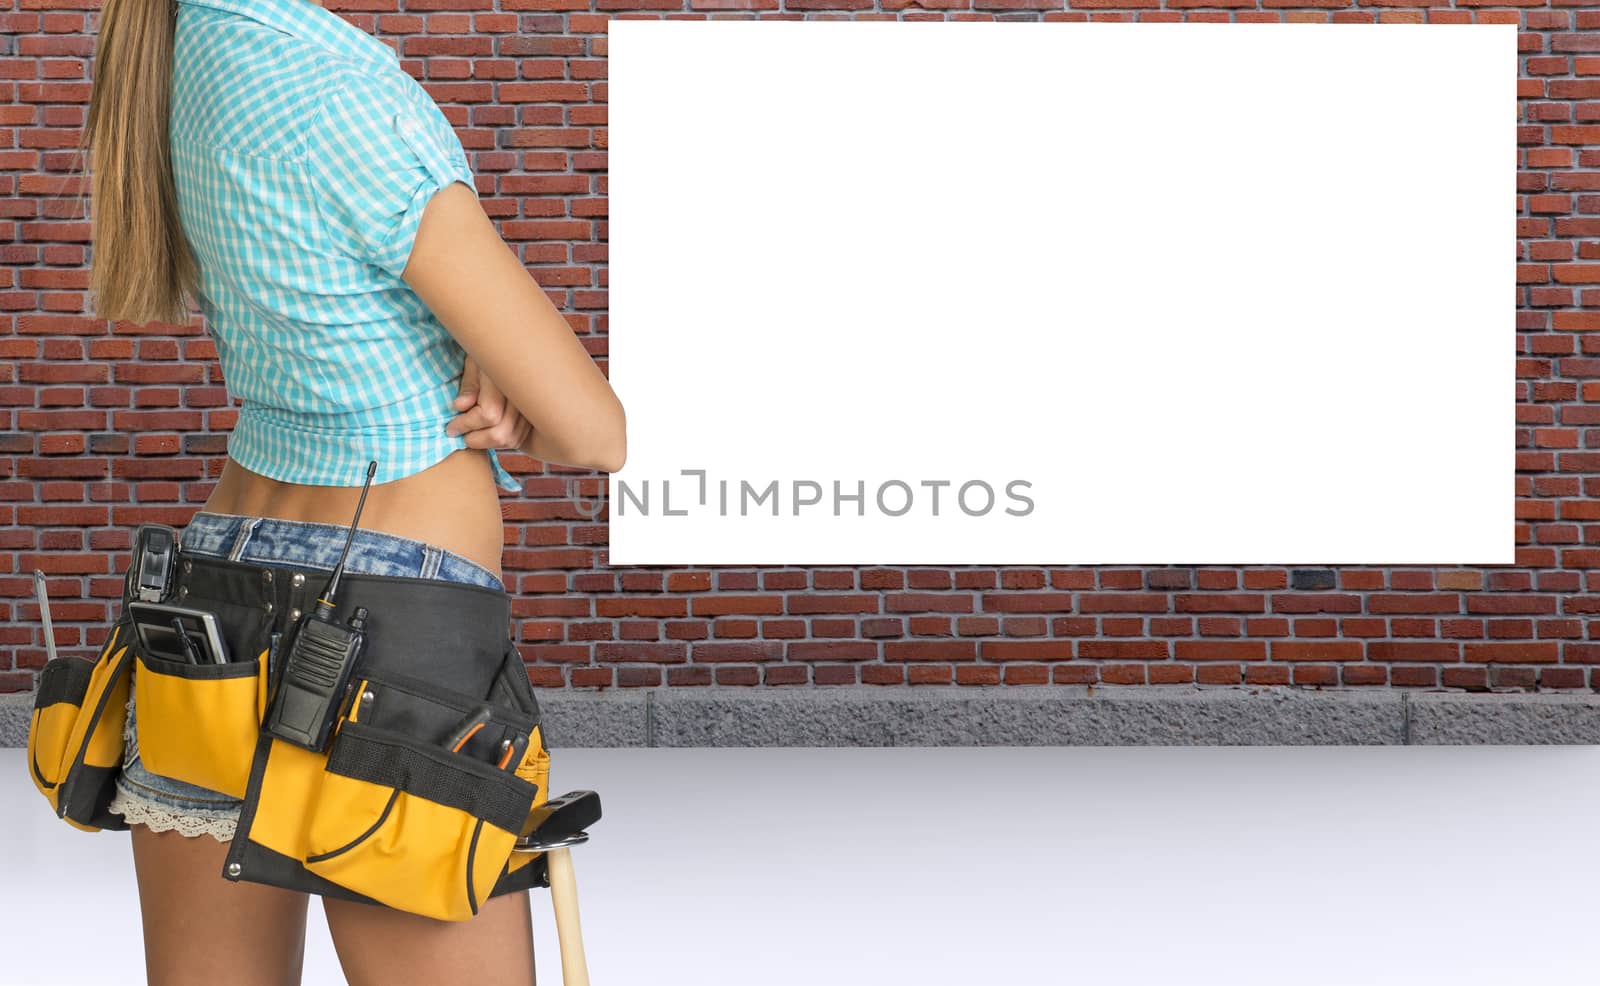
[200,448,505,587]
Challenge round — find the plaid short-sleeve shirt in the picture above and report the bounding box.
[167,0,520,492]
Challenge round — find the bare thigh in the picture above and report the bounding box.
[130,825,310,986]
[323,890,536,986]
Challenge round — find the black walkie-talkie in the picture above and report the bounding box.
[264,460,376,752]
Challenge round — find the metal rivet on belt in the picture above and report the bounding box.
[291,572,305,587]
[176,586,187,599]
[182,560,191,574]
[226,862,241,877]
[264,600,274,614]
[289,608,301,622]
[262,570,273,584]
[361,690,375,705]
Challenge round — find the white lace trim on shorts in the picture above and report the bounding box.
[106,785,239,842]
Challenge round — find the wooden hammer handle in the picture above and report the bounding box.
[548,847,590,986]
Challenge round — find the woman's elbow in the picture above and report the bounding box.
[588,401,627,473]
[596,445,625,474]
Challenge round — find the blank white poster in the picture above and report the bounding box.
[606,22,1516,565]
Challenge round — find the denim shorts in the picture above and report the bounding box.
[106,510,505,841]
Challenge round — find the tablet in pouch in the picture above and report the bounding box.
[126,601,230,664]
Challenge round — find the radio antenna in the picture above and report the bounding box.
[315,459,376,619]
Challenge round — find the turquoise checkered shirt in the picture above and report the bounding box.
[166,0,520,492]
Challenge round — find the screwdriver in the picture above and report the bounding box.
[33,571,58,664]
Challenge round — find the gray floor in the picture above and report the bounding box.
[4,744,1598,985]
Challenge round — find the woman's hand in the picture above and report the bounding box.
[446,354,534,453]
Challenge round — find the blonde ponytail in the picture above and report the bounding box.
[79,0,199,327]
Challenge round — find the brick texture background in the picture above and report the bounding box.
[1,3,1593,696]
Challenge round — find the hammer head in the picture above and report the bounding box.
[516,789,602,852]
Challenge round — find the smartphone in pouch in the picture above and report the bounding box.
[127,601,230,664]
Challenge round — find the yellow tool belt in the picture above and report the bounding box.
[27,551,553,922]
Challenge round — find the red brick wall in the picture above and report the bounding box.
[3,4,1591,694]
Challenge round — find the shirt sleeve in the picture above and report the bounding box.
[305,69,478,279]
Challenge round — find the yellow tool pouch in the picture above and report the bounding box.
[132,645,270,800]
[205,556,554,921]
[27,611,136,832]
[241,661,547,921]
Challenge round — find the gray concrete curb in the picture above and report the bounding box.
[6,685,1600,748]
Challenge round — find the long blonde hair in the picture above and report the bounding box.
[79,0,199,327]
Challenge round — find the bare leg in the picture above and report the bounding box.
[130,825,310,986]
[323,889,537,986]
